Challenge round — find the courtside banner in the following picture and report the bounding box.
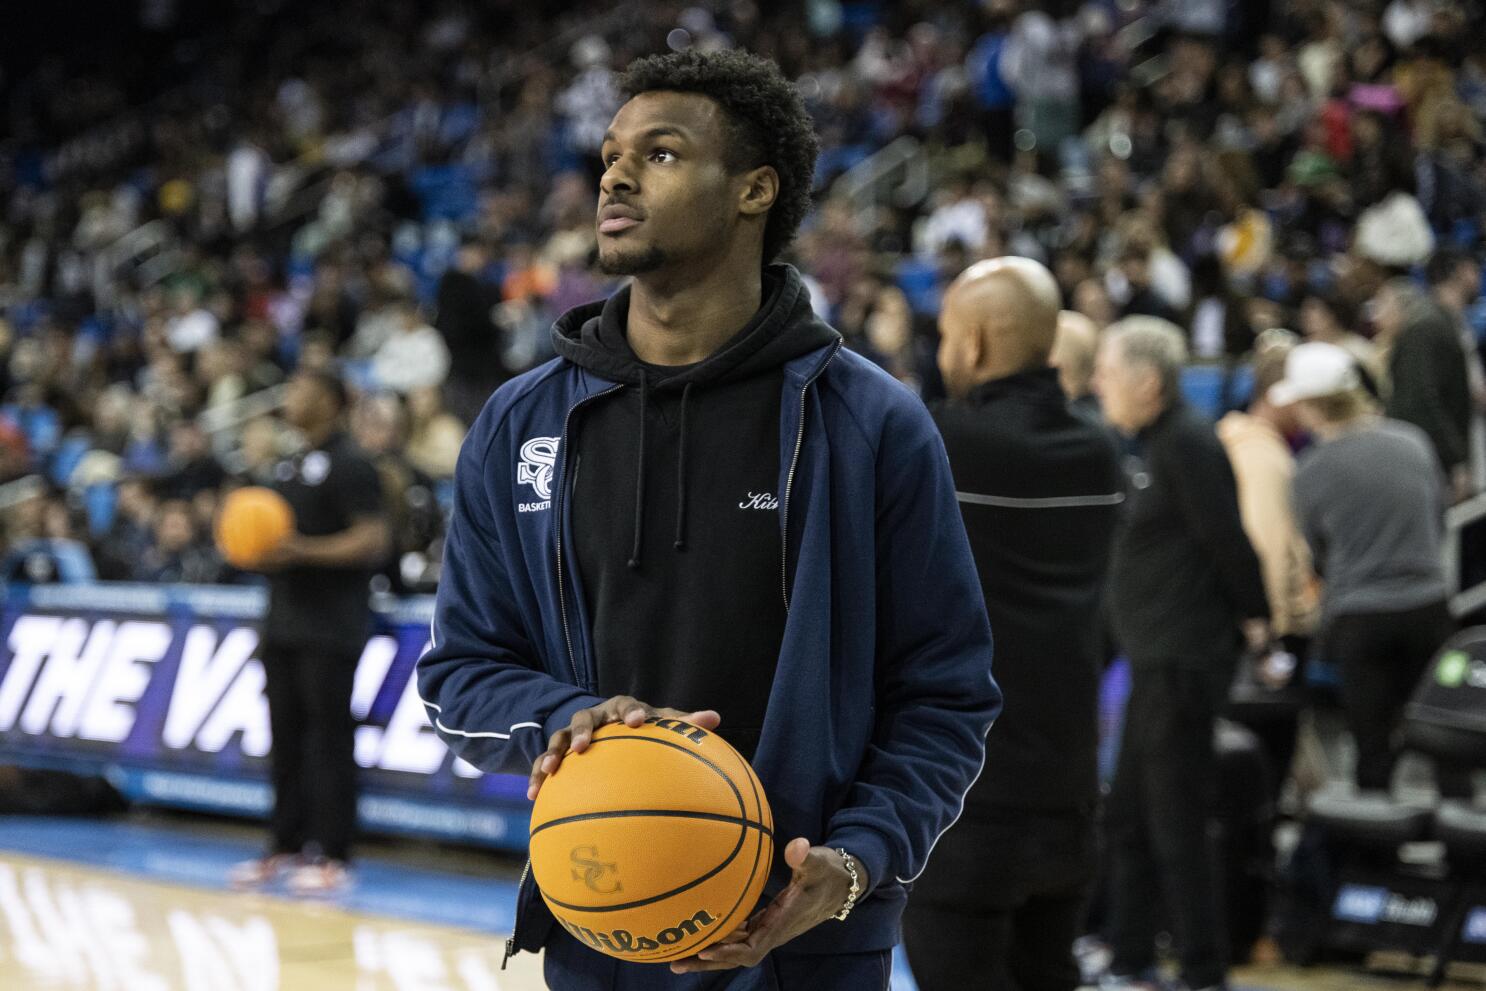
[0,583,531,849]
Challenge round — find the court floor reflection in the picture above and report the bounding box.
[0,855,545,991]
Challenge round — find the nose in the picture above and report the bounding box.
[600,156,636,197]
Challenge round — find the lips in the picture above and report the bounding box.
[598,203,643,235]
[599,216,640,234]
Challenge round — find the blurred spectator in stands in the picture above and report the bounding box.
[227,131,271,234]
[1113,239,1183,325]
[1373,277,1473,500]
[164,287,220,354]
[1001,3,1081,151]
[348,265,415,359]
[294,331,337,377]
[1,485,97,584]
[133,497,225,584]
[1188,254,1254,361]
[1427,249,1486,490]
[404,385,463,479]
[965,0,1017,159]
[434,240,503,424]
[856,283,943,399]
[95,476,159,581]
[557,34,620,172]
[1298,290,1386,396]
[1275,341,1467,796]
[89,385,136,457]
[160,420,225,500]
[240,321,288,392]
[920,177,990,257]
[1050,309,1101,418]
[231,416,283,486]
[0,419,31,485]
[305,260,360,350]
[1095,316,1268,991]
[372,300,450,395]
[196,339,250,411]
[1073,277,1117,330]
[352,393,442,593]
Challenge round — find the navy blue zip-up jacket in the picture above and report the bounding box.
[416,264,999,958]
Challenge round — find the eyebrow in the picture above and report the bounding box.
[600,125,691,146]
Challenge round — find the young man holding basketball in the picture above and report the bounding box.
[418,50,998,989]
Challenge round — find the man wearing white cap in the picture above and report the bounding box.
[1273,342,1463,796]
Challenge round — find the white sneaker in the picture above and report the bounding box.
[228,853,301,888]
[286,859,351,896]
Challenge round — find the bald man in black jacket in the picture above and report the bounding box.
[904,258,1124,991]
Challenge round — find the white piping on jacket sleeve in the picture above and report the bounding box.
[893,713,994,885]
[433,718,543,740]
[418,692,543,739]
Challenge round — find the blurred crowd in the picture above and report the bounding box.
[2,0,1486,593]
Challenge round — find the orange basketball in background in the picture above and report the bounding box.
[528,719,774,963]
[214,486,295,568]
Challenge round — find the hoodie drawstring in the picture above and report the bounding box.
[627,370,648,570]
[626,375,693,567]
[674,383,692,551]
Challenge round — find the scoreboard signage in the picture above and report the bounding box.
[0,583,530,849]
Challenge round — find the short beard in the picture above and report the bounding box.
[598,245,667,276]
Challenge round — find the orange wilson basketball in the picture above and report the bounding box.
[528,718,774,963]
[214,486,294,568]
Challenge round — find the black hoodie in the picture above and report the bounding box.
[551,264,839,760]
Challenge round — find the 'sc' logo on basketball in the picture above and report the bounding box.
[517,437,560,501]
[571,846,622,894]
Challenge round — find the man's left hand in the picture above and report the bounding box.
[668,838,865,974]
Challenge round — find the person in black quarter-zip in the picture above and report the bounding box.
[416,49,999,990]
[229,369,389,896]
[904,258,1122,991]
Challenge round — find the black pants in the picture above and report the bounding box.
[543,928,891,989]
[260,642,360,861]
[903,808,1096,991]
[1108,663,1229,989]
[1327,600,1464,795]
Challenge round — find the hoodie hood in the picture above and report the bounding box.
[552,263,840,389]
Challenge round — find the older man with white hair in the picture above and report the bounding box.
[904,258,1123,991]
[1093,317,1270,991]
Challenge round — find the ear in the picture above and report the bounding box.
[963,321,985,367]
[738,165,779,218]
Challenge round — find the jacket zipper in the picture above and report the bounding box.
[555,385,623,685]
[501,857,534,969]
[513,386,618,966]
[781,340,842,610]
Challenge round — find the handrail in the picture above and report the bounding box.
[1444,491,1486,618]
[831,135,928,225]
[198,384,289,441]
[0,475,46,511]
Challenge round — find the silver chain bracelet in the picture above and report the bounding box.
[832,848,862,921]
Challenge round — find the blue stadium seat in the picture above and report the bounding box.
[895,258,941,316]
[84,482,118,536]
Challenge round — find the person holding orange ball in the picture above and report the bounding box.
[229,369,389,895]
[417,50,998,989]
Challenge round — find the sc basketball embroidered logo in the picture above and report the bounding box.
[517,437,560,512]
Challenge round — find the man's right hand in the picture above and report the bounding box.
[527,697,721,800]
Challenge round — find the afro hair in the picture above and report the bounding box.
[619,49,820,265]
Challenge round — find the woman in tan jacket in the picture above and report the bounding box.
[1217,334,1322,797]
